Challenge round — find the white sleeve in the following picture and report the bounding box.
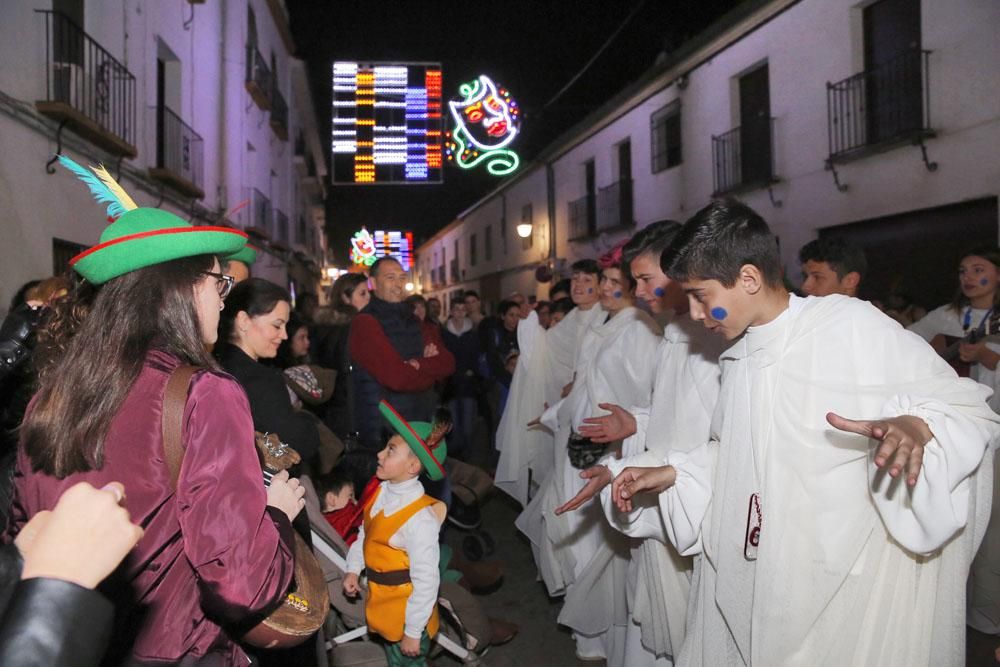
[539,398,564,433]
[345,523,365,575]
[399,507,442,639]
[658,444,714,556]
[872,393,994,554]
[599,449,670,541]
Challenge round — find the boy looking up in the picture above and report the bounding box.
[622,200,998,665]
[343,400,448,665]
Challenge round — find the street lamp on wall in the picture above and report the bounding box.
[516,222,532,238]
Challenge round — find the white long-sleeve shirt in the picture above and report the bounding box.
[345,477,442,639]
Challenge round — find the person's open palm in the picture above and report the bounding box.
[554,466,612,515]
[577,403,637,443]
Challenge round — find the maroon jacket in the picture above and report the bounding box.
[6,350,295,664]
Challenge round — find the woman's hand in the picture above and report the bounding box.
[17,481,143,589]
[266,470,306,521]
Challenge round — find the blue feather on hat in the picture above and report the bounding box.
[57,154,137,220]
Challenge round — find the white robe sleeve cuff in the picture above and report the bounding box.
[599,450,670,541]
[658,445,713,556]
[872,394,991,554]
[539,399,563,433]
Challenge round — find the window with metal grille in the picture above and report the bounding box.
[651,101,682,172]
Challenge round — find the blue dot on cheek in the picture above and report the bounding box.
[710,307,729,321]
[613,291,623,299]
[653,287,665,297]
[587,288,594,293]
[981,279,990,286]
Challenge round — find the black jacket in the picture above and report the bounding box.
[0,543,113,666]
[215,343,319,463]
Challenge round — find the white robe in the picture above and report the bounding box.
[597,314,725,664]
[679,294,999,666]
[909,304,1000,635]
[517,306,661,661]
[495,305,606,505]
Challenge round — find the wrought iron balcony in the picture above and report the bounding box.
[270,84,288,141]
[245,44,272,111]
[596,179,634,232]
[827,49,932,162]
[711,119,777,196]
[568,193,596,240]
[247,187,272,239]
[272,209,290,249]
[35,10,137,158]
[148,105,204,199]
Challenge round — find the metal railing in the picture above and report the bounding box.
[270,84,288,140]
[245,43,272,109]
[596,180,633,232]
[249,187,272,235]
[568,194,595,240]
[273,209,289,245]
[827,49,931,160]
[36,10,136,149]
[711,120,776,195]
[150,105,203,191]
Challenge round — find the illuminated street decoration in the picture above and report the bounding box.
[350,227,377,266]
[332,62,443,184]
[445,75,521,176]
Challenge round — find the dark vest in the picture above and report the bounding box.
[351,296,435,450]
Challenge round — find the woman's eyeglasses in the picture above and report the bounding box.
[203,271,235,299]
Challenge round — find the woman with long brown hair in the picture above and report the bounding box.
[6,158,304,665]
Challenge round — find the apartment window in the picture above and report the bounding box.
[651,101,682,172]
[52,238,86,276]
[470,233,478,267]
[500,216,508,254]
[485,225,493,261]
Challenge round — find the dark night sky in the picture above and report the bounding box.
[285,0,743,264]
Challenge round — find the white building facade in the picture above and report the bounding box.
[416,0,1000,313]
[0,0,329,314]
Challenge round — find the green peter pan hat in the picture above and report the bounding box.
[227,243,259,267]
[378,399,448,481]
[59,155,247,285]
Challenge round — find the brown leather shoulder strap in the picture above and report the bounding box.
[162,365,199,489]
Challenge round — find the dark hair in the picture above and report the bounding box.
[23,255,219,476]
[661,200,783,288]
[427,297,441,305]
[498,299,520,317]
[275,312,309,368]
[337,448,378,499]
[405,294,427,318]
[622,220,683,271]
[552,297,575,316]
[798,237,867,281]
[370,256,402,277]
[550,278,571,298]
[315,466,355,501]
[535,300,551,313]
[330,273,368,317]
[571,259,601,277]
[450,297,466,309]
[219,277,292,344]
[296,292,318,310]
[949,244,1000,312]
[10,279,42,311]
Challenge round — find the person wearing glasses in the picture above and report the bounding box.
[216,278,332,471]
[6,157,305,665]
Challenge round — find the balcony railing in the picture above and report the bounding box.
[596,180,633,232]
[35,10,136,157]
[711,119,776,196]
[568,194,595,240]
[272,209,289,247]
[245,43,272,110]
[148,105,204,199]
[247,188,272,239]
[270,84,288,141]
[827,49,932,161]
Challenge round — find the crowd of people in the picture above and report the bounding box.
[0,158,998,667]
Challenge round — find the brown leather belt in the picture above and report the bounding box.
[366,568,411,586]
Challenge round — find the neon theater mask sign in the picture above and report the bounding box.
[445,75,521,176]
[350,227,414,271]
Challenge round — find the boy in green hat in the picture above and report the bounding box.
[343,399,448,665]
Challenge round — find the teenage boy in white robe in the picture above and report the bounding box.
[555,221,725,666]
[495,260,605,505]
[612,200,999,666]
[519,248,661,662]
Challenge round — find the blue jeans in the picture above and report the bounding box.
[447,396,477,458]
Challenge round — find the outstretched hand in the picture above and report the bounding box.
[826,413,933,486]
[611,465,676,513]
[577,403,637,443]
[554,466,612,515]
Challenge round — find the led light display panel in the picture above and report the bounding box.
[332,62,444,185]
